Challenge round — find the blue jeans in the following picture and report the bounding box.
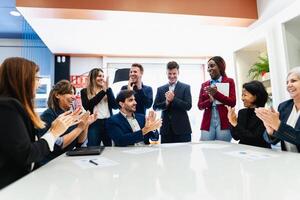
[87,119,112,146]
[200,107,232,142]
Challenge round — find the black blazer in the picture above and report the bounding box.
[265,99,300,152]
[230,108,270,148]
[0,97,50,189]
[80,88,118,115]
[153,81,192,136]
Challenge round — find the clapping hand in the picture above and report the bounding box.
[102,76,109,92]
[127,78,134,90]
[49,108,82,138]
[205,85,217,96]
[226,106,237,126]
[165,91,175,104]
[255,107,279,135]
[77,111,90,131]
[208,94,214,102]
[69,107,84,126]
[142,111,162,135]
[77,111,93,143]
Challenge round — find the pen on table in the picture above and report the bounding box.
[89,159,98,166]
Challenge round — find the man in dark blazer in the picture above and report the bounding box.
[153,61,192,143]
[121,63,153,115]
[106,90,161,147]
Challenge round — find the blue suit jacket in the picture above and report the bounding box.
[106,112,158,146]
[121,84,153,115]
[264,99,300,151]
[153,81,192,136]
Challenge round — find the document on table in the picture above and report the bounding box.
[73,157,119,169]
[224,150,279,161]
[215,83,229,104]
[122,147,159,154]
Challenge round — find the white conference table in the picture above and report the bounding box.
[0,141,299,200]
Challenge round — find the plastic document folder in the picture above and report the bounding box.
[215,83,229,104]
[66,146,105,156]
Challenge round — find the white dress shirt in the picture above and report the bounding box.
[285,105,299,152]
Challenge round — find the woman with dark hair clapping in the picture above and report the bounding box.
[227,81,271,148]
[37,80,95,164]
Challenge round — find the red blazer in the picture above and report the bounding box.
[198,76,236,131]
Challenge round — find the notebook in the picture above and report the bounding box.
[215,83,229,104]
[66,146,105,156]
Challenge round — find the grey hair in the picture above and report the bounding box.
[287,66,300,79]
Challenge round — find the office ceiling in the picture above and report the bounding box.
[7,0,258,56]
[0,0,24,38]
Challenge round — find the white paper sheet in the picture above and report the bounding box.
[224,150,279,161]
[215,82,229,104]
[122,147,159,154]
[73,157,119,169]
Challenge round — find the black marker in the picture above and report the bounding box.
[89,159,98,166]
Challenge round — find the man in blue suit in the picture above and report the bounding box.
[121,63,153,115]
[153,61,192,143]
[106,90,161,146]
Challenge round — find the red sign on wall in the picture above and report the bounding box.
[70,75,88,88]
[70,75,88,110]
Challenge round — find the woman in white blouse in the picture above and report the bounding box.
[81,68,118,146]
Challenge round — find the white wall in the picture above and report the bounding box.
[256,0,297,23]
[234,0,300,108]
[284,29,300,68]
[283,16,300,69]
[234,51,261,109]
[70,57,103,75]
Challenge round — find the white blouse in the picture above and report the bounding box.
[285,105,299,152]
[93,98,110,119]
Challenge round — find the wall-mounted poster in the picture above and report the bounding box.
[35,76,51,114]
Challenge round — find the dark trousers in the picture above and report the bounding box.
[87,119,112,146]
[161,125,191,143]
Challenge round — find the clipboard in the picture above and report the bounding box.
[215,83,229,104]
[66,146,105,156]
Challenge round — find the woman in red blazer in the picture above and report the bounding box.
[198,56,236,141]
